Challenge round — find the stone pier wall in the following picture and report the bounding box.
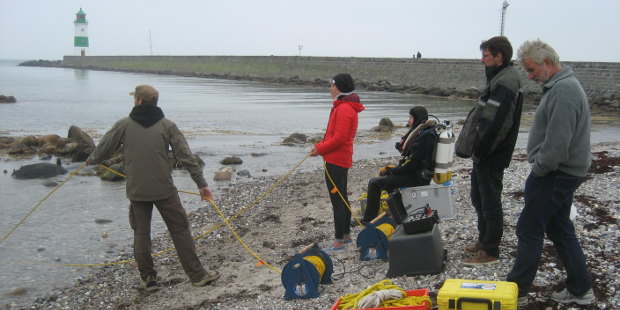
[61,55,620,110]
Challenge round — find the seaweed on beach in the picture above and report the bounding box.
[589,151,620,174]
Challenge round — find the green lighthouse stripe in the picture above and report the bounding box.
[74,37,89,47]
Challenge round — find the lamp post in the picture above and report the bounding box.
[500,0,509,36]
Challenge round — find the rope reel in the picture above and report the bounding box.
[281,242,333,299]
[356,212,397,261]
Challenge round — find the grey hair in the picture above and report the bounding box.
[517,39,560,66]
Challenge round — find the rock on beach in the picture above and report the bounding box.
[11,162,68,179]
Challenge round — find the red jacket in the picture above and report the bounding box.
[315,94,365,168]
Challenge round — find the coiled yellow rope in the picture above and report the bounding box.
[375,223,395,239]
[303,255,326,279]
[337,279,432,310]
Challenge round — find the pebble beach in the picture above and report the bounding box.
[4,138,617,310]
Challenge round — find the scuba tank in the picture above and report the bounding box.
[433,121,455,184]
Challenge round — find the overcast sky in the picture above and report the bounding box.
[1,0,618,62]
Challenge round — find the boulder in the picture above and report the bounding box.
[70,144,94,162]
[0,95,17,104]
[371,125,393,132]
[19,135,39,147]
[98,163,125,181]
[38,143,57,156]
[38,134,61,145]
[371,118,394,132]
[8,143,37,156]
[237,169,251,177]
[220,156,243,165]
[12,162,68,179]
[213,167,233,181]
[0,136,16,149]
[68,125,95,149]
[282,133,307,146]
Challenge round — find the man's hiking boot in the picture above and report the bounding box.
[462,250,499,265]
[192,270,220,287]
[465,240,482,254]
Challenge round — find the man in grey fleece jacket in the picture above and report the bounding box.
[87,85,219,292]
[506,40,594,307]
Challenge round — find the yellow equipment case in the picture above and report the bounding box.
[437,279,518,310]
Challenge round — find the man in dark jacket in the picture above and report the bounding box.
[362,106,435,223]
[457,36,523,265]
[87,85,219,292]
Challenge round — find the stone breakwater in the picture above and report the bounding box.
[20,56,620,112]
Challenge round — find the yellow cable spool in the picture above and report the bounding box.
[357,216,397,261]
[303,255,325,279]
[376,223,395,239]
[282,246,334,299]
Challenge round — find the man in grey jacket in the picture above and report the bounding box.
[506,40,594,307]
[87,85,219,292]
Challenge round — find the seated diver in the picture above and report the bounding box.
[362,106,437,223]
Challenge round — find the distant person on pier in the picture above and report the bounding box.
[506,39,594,307]
[310,73,365,251]
[455,36,523,265]
[87,85,219,292]
[416,51,422,59]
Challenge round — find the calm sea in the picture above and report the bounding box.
[0,59,614,308]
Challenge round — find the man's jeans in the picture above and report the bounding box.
[471,162,505,258]
[506,170,592,297]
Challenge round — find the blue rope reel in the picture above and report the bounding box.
[281,243,333,299]
[356,215,397,261]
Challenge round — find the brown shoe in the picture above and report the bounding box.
[465,240,482,254]
[463,250,499,265]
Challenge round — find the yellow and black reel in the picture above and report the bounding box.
[281,243,333,299]
[356,213,397,261]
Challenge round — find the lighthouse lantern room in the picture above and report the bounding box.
[74,8,89,56]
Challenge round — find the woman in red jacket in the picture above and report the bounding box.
[310,73,365,251]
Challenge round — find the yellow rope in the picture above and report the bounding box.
[337,279,432,310]
[98,163,125,177]
[205,197,282,274]
[323,161,363,227]
[303,255,326,279]
[0,162,87,244]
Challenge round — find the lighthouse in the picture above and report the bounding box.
[74,8,89,56]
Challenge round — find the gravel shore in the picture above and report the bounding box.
[8,142,620,310]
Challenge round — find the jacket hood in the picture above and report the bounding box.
[334,93,365,113]
[129,105,165,128]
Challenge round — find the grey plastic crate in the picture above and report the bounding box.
[399,183,455,219]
